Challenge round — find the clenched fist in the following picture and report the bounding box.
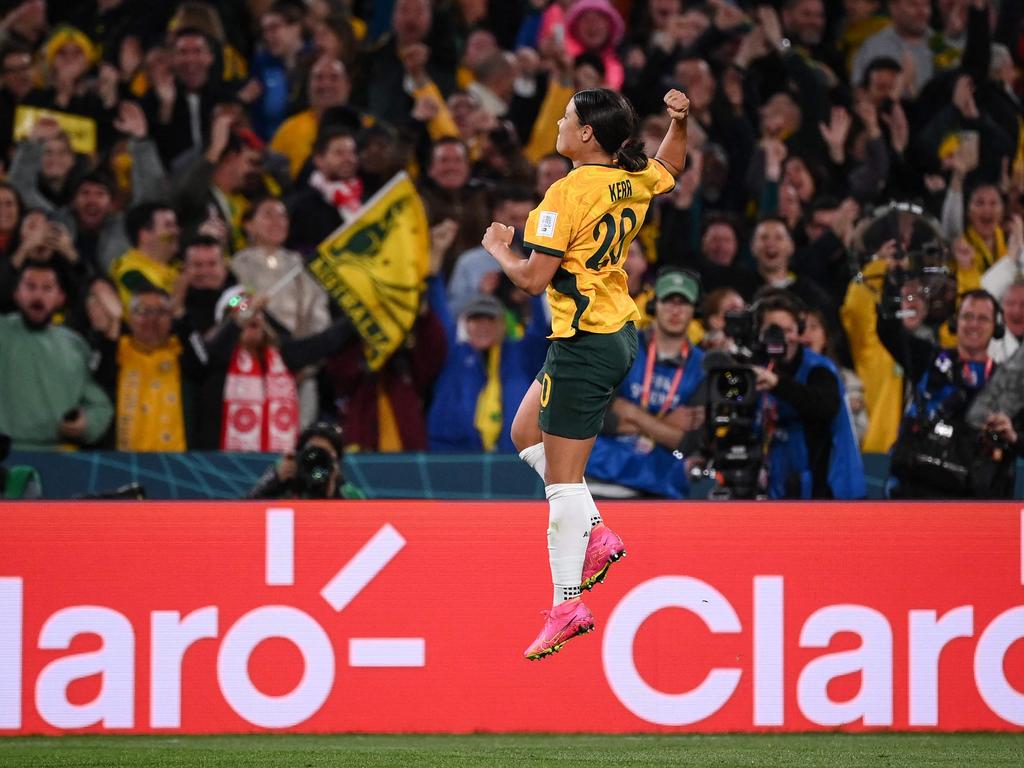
[481,222,514,256]
[664,89,690,121]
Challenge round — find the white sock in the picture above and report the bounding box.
[546,483,590,606]
[583,483,603,528]
[521,443,603,528]
[519,442,546,481]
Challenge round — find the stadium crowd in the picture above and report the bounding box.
[0,0,1023,499]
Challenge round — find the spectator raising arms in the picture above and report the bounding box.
[0,0,1019,506]
[198,288,352,452]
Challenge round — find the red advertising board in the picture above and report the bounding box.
[1,501,1022,734]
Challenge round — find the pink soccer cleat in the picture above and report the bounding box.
[524,597,595,660]
[581,523,626,590]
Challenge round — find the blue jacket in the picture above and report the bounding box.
[766,349,866,499]
[907,349,992,421]
[587,334,705,499]
[426,276,549,452]
[250,45,311,140]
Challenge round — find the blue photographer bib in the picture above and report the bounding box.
[587,335,705,498]
[765,349,866,500]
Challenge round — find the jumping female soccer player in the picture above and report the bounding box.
[481,87,690,659]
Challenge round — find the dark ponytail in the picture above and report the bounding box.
[572,88,647,171]
[614,137,647,172]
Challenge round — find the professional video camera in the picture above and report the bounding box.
[697,316,787,500]
[700,354,764,499]
[723,309,787,366]
[849,201,957,326]
[889,390,974,494]
[891,381,1015,498]
[849,203,1011,497]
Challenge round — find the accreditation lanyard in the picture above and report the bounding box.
[960,356,993,389]
[760,360,778,460]
[640,337,688,417]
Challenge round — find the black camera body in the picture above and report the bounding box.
[696,309,790,501]
[699,315,787,500]
[723,310,787,367]
[294,444,337,499]
[890,411,973,493]
[704,363,765,499]
[870,236,956,330]
[891,390,1013,498]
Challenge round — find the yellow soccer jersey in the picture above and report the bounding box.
[524,159,676,338]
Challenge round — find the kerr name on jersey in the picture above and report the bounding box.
[608,179,633,202]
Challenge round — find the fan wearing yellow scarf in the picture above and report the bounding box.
[425,286,550,454]
[952,184,1007,294]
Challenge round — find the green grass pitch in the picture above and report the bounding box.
[1,733,1021,767]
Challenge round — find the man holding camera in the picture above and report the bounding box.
[879,277,1007,497]
[749,290,865,499]
[247,422,364,500]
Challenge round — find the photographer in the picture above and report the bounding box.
[879,267,1006,497]
[749,290,865,500]
[247,422,364,500]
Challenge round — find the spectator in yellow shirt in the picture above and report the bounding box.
[108,203,181,311]
[270,56,372,179]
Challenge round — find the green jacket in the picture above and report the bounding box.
[0,314,113,450]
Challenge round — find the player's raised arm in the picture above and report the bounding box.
[655,89,690,177]
[481,222,560,296]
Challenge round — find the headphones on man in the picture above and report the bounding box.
[646,267,703,317]
[751,288,807,335]
[946,288,1005,340]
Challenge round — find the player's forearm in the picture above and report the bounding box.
[655,117,688,177]
[491,244,547,295]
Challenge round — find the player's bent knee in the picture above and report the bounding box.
[511,419,534,453]
[511,384,543,452]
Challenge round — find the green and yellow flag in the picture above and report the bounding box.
[14,106,97,154]
[309,172,429,371]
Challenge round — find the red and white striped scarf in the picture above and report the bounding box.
[221,345,299,452]
[309,170,363,215]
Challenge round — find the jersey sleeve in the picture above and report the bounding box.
[523,181,573,258]
[649,158,677,195]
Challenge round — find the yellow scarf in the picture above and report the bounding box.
[109,248,181,312]
[377,384,403,452]
[965,225,1006,272]
[1016,117,1024,176]
[474,345,503,452]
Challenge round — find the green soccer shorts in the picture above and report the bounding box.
[536,321,638,440]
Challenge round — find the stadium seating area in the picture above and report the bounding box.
[1,0,1023,499]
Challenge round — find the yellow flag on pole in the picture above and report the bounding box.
[309,172,429,371]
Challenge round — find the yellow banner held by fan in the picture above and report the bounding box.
[309,172,429,371]
[13,106,97,154]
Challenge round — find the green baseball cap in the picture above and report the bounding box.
[654,271,699,304]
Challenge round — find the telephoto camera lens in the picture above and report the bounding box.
[295,445,335,498]
[716,369,751,403]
